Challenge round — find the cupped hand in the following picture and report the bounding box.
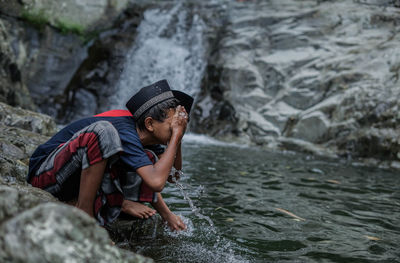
[167,170,182,183]
[171,105,188,140]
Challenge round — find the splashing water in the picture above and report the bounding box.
[175,181,216,232]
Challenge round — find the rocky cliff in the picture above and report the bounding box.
[192,0,400,168]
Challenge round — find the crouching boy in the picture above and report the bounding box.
[27,79,193,231]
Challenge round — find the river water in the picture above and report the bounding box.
[119,134,400,262]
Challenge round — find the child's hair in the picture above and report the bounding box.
[136,98,179,131]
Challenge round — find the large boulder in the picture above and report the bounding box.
[0,187,152,263]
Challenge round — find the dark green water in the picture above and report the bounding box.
[124,135,400,262]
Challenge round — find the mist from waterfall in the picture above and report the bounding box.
[110,3,207,109]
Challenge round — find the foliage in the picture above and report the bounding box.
[55,19,85,36]
[21,9,98,43]
[21,9,49,32]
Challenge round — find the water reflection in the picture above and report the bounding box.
[121,137,400,262]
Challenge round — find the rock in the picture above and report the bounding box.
[0,154,29,185]
[0,0,128,32]
[0,0,131,118]
[0,102,57,136]
[290,111,330,143]
[0,20,35,110]
[278,137,337,159]
[108,216,163,246]
[0,103,55,184]
[0,14,87,116]
[0,202,152,263]
[59,4,145,122]
[0,185,56,223]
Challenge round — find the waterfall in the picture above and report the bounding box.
[110,2,207,108]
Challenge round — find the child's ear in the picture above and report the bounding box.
[144,117,154,132]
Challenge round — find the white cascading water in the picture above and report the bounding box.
[110,2,207,108]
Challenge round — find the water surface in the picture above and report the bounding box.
[122,135,400,262]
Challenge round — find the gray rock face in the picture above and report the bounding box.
[0,102,57,136]
[0,102,56,184]
[0,0,130,118]
[192,0,400,166]
[1,0,128,31]
[0,20,35,110]
[60,4,145,122]
[1,16,89,118]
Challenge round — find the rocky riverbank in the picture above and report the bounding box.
[0,102,152,262]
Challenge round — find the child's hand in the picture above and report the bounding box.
[171,105,188,140]
[164,212,186,231]
[167,169,182,183]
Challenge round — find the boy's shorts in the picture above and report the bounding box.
[30,121,158,226]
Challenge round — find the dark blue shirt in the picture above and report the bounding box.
[27,111,162,181]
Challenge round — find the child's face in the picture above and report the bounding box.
[152,108,175,145]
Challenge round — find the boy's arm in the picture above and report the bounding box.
[167,143,182,183]
[136,106,187,192]
[151,193,186,231]
[174,143,182,170]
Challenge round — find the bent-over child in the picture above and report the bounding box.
[27,79,193,231]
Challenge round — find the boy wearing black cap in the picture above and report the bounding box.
[27,79,192,231]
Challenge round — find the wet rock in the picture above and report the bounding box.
[0,202,152,263]
[108,216,163,246]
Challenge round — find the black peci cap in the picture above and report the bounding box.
[126,79,194,120]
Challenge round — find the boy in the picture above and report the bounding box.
[27,79,193,231]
